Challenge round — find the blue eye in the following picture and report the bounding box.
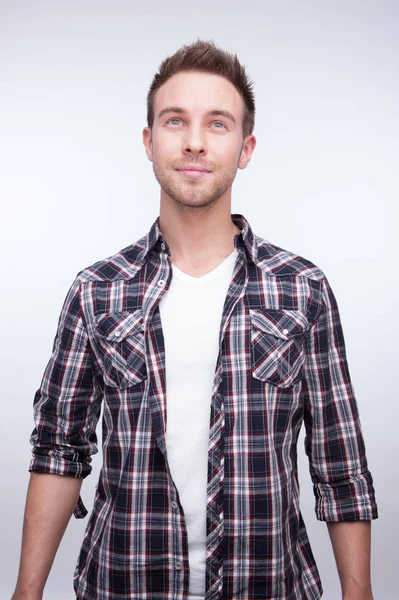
[165,118,227,129]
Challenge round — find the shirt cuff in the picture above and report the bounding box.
[314,471,378,522]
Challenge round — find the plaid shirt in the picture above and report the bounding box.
[29,214,378,600]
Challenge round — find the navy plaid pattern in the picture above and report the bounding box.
[29,214,378,600]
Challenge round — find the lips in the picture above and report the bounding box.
[176,166,211,179]
[178,169,209,179]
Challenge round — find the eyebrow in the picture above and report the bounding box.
[157,106,237,125]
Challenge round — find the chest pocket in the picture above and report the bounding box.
[250,308,308,388]
[93,310,147,389]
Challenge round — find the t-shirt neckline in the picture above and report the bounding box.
[171,249,237,286]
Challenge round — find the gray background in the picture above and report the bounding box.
[1,1,398,598]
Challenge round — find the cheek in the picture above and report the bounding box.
[152,146,170,167]
[153,136,179,164]
[217,138,242,162]
[219,148,242,171]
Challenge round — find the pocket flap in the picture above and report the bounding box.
[250,308,308,339]
[94,310,144,342]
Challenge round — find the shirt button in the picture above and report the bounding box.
[161,242,166,251]
[171,500,178,510]
[158,279,165,287]
[282,328,289,335]
[114,330,121,337]
[175,561,182,570]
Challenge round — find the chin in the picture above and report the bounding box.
[174,196,219,209]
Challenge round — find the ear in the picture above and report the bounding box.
[142,127,153,162]
[238,134,257,170]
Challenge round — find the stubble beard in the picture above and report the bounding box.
[153,162,238,210]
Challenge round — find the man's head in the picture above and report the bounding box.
[142,40,257,211]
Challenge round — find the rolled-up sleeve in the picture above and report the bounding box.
[303,277,378,522]
[29,275,103,518]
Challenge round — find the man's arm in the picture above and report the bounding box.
[11,473,83,600]
[14,275,103,597]
[302,276,378,595]
[327,521,373,600]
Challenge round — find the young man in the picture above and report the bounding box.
[12,40,378,600]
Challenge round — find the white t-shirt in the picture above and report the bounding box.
[159,249,237,599]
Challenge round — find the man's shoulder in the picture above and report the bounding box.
[254,234,326,282]
[75,235,148,284]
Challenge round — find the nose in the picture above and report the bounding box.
[182,125,207,156]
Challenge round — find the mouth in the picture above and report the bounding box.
[176,168,211,179]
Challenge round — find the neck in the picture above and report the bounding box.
[159,198,240,266]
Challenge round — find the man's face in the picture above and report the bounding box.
[143,70,256,209]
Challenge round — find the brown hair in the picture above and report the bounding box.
[146,39,255,138]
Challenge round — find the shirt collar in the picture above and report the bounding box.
[141,213,258,264]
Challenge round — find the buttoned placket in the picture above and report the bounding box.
[141,240,191,597]
[205,247,249,600]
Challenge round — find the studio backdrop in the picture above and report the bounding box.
[1,1,397,598]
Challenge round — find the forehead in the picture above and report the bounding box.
[153,70,244,118]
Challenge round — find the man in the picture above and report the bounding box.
[12,40,378,600]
